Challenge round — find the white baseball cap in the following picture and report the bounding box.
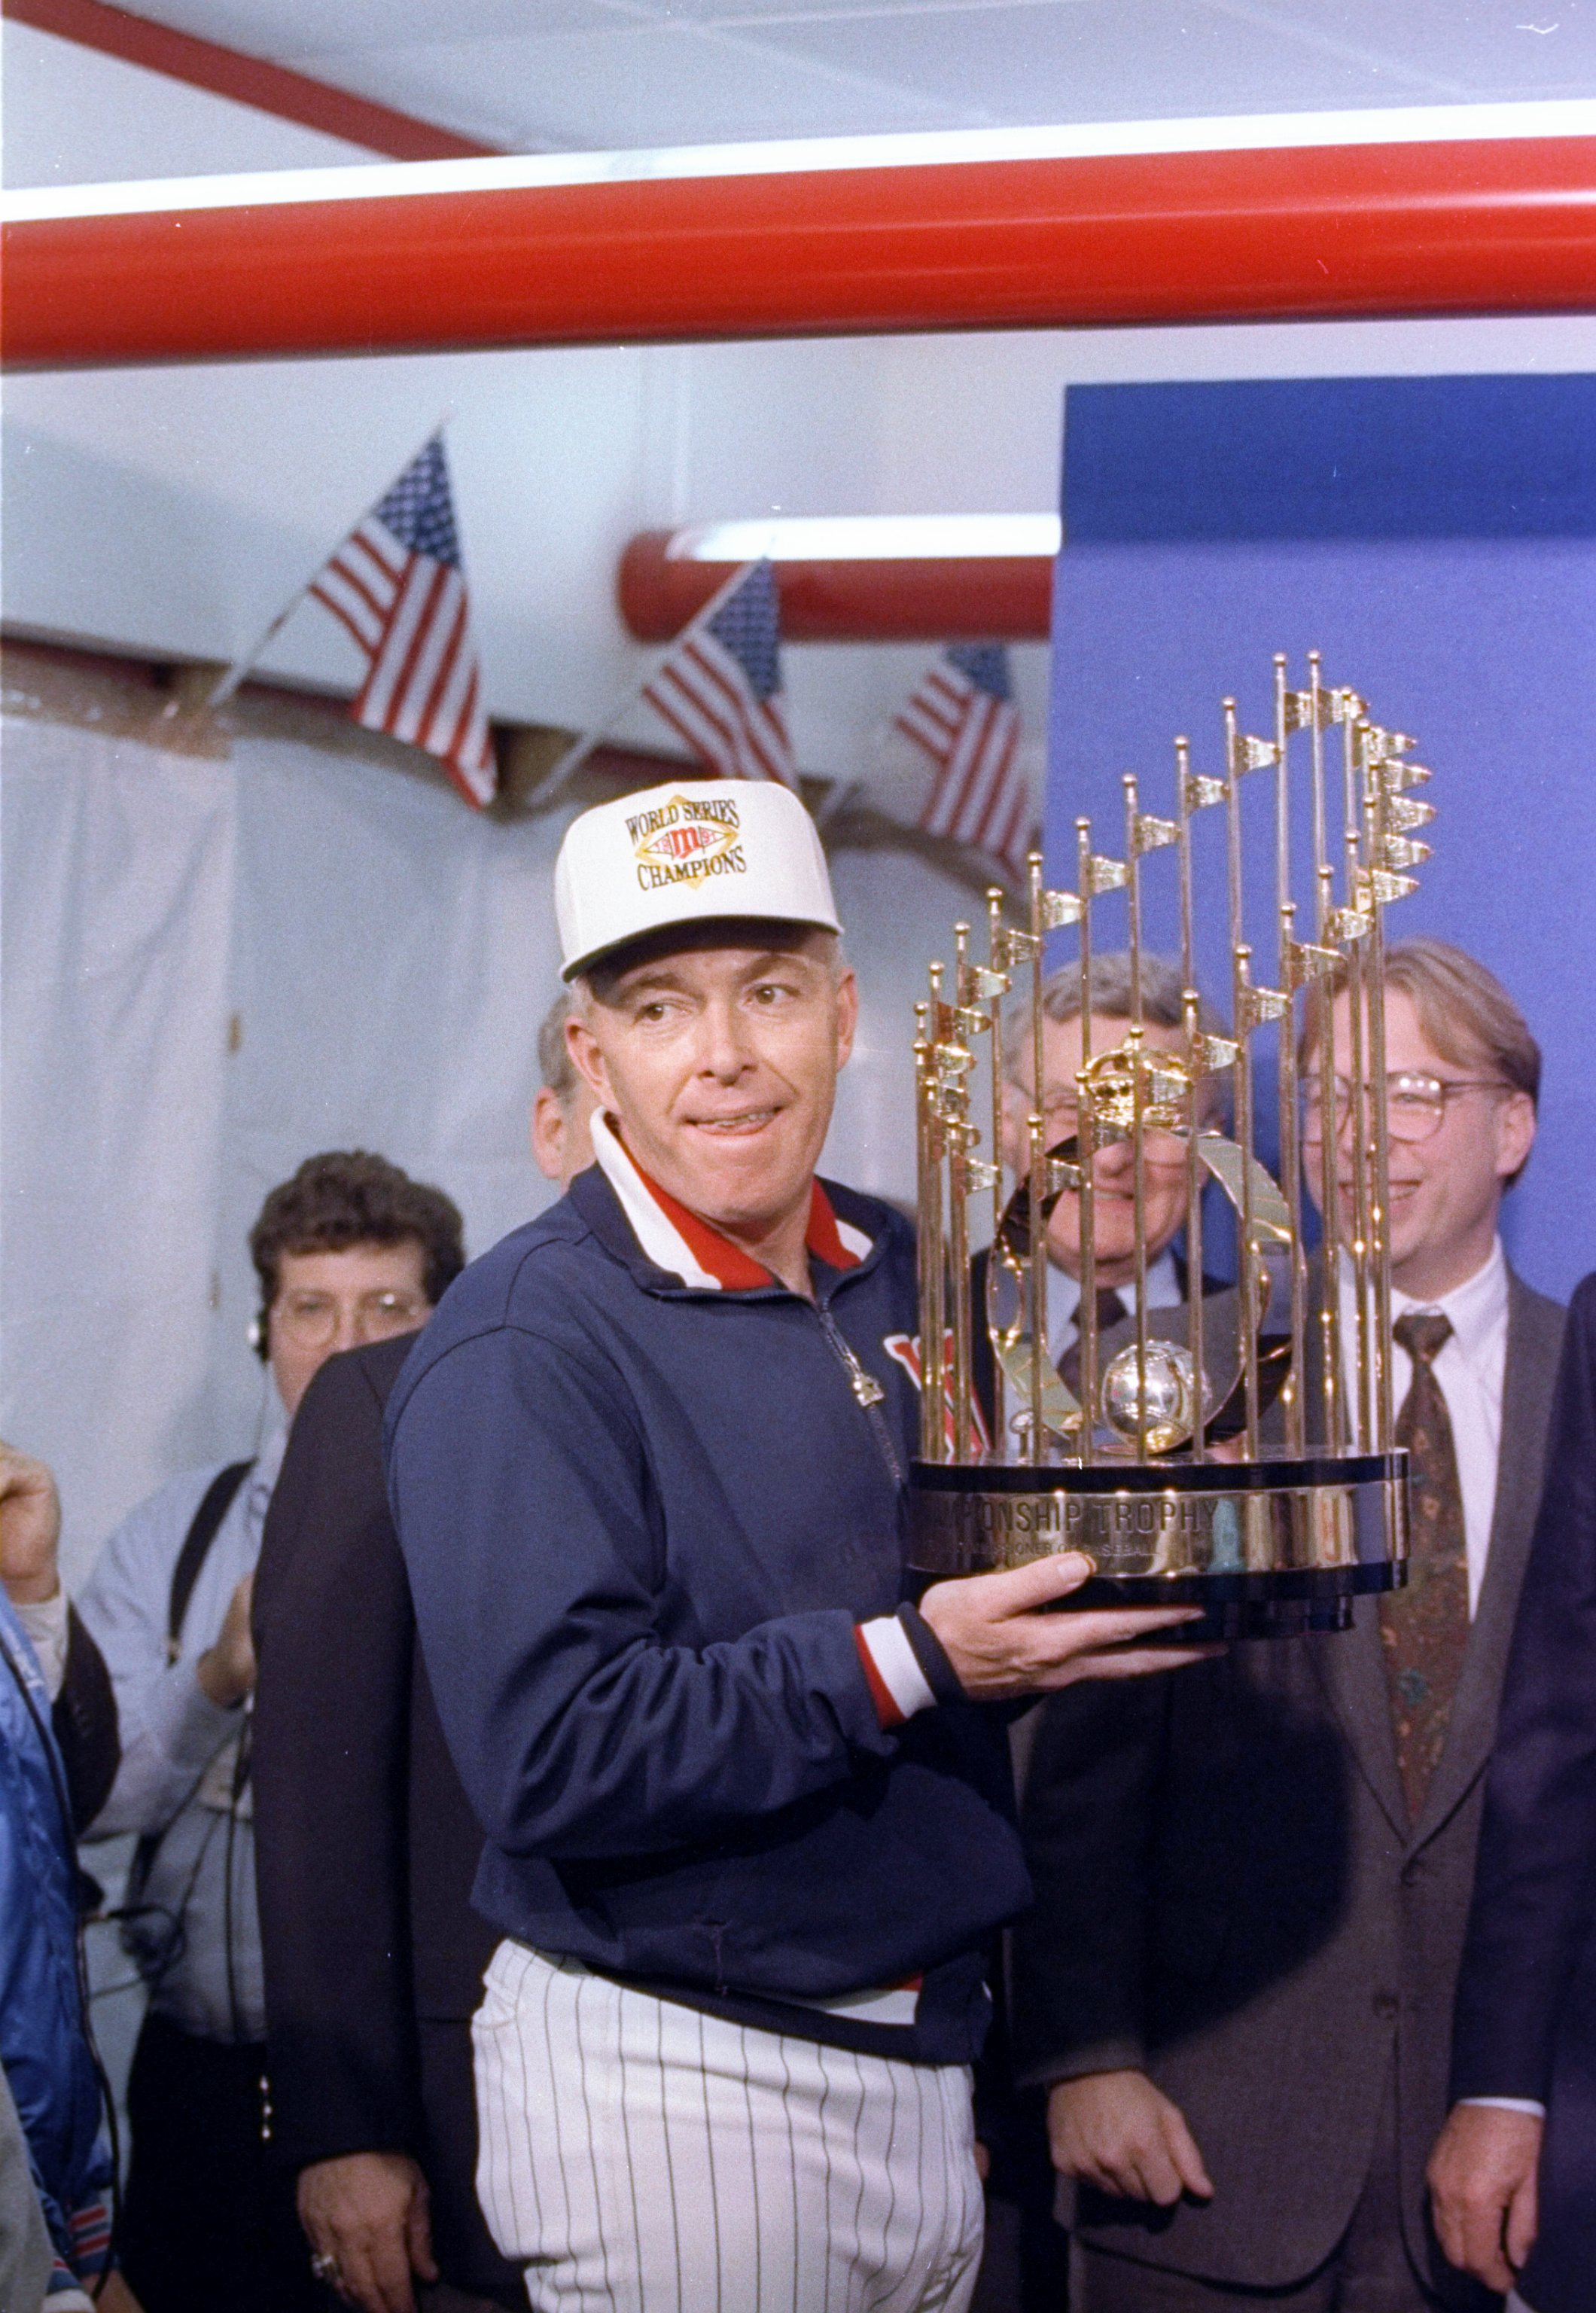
[555,779,842,980]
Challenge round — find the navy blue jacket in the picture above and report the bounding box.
[387,1164,1028,2064]
[1451,1273,1596,2313]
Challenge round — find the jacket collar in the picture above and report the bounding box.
[585,1109,872,1294]
[1406,1269,1566,1845]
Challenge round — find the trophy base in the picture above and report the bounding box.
[906,1454,1409,1643]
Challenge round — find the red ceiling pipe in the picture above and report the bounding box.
[619,531,1054,644]
[7,134,1596,370]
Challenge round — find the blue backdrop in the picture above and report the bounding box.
[1046,376,1596,1302]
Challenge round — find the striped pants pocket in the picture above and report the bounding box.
[473,1942,985,2313]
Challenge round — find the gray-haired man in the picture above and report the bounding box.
[531,989,595,1186]
[974,955,1228,1425]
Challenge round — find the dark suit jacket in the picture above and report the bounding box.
[1450,1274,1596,2313]
[251,1336,521,2305]
[970,1241,1222,1443]
[1012,1268,1564,2298]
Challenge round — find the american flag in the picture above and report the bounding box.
[894,644,1032,883]
[643,559,796,787]
[308,435,496,808]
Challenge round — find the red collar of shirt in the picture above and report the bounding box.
[593,1111,865,1290]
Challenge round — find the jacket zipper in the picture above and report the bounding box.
[815,1303,905,1486]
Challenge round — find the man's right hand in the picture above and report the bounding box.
[920,1552,1217,1701]
[1049,2068,1214,2207]
[196,1572,255,1708]
[298,2151,439,2313]
[0,1439,62,1606]
[1427,2101,1543,2292]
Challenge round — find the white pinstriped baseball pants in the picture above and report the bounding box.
[472,1942,985,2313]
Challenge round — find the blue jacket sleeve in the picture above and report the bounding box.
[388,1324,899,1863]
[1451,1275,1596,2103]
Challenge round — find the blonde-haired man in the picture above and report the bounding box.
[1014,937,1564,2311]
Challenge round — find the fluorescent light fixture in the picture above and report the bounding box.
[6,99,1596,224]
[669,516,1061,562]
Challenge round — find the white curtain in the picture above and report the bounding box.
[206,735,580,1456]
[1,718,237,1589]
[2,710,967,1589]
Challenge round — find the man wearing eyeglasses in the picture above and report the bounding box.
[1013,935,1565,2311]
[76,1151,465,2313]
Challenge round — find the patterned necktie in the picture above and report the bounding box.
[1380,1311,1469,1822]
[1059,1287,1128,1405]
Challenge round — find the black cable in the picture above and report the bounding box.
[115,1810,222,1998]
[84,1793,227,2292]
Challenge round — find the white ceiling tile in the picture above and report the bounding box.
[726,2,1459,129]
[613,2,1087,21]
[1,19,375,187]
[20,0,1596,176]
[1204,0,1596,101]
[279,25,969,153]
[123,2,620,59]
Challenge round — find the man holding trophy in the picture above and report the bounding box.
[387,778,1209,2313]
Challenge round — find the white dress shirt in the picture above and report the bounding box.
[76,1425,286,2042]
[1340,1238,1509,1618]
[1044,1246,1184,1370]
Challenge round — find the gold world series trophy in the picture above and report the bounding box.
[909,655,1433,1638]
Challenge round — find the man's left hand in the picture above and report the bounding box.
[298,2151,439,2313]
[1427,2102,1542,2292]
[0,1439,62,1606]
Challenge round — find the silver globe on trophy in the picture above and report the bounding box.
[909,655,1433,1637]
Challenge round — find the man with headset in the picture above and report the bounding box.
[77,1151,465,2313]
